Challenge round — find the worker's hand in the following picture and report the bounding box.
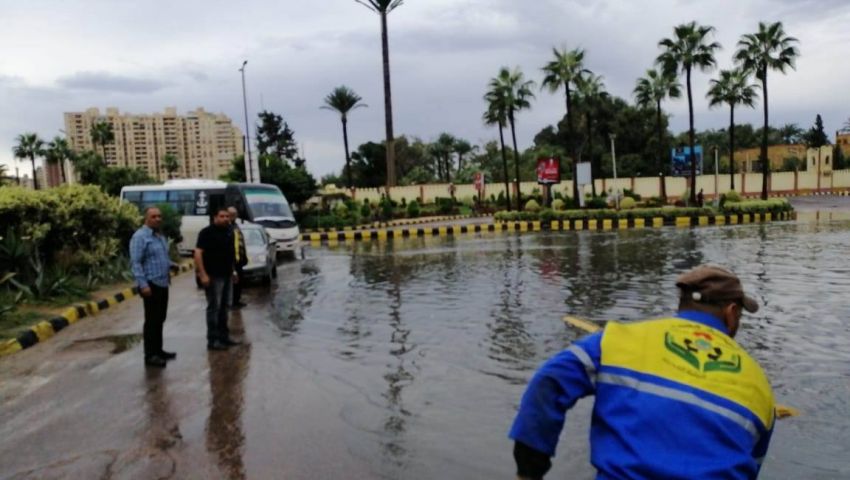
[232,272,239,284]
[199,273,211,287]
[140,286,152,298]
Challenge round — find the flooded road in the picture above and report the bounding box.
[269,218,850,479]
[2,213,849,479]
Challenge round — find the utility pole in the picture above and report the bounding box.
[239,60,254,183]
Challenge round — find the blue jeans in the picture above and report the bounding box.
[205,276,232,344]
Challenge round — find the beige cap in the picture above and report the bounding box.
[676,265,759,313]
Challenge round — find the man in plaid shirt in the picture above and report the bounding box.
[129,206,177,368]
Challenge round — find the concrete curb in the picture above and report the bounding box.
[0,263,194,357]
[303,211,794,243]
[302,214,491,233]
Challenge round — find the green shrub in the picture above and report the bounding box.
[360,201,371,219]
[407,200,421,218]
[623,189,642,201]
[723,199,792,215]
[155,203,183,244]
[586,196,608,209]
[435,197,455,215]
[551,199,566,211]
[0,185,139,271]
[644,196,666,208]
[525,199,541,212]
[380,197,394,220]
[725,190,742,203]
[620,197,637,209]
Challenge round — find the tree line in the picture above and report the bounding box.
[334,7,807,205]
[8,123,179,195]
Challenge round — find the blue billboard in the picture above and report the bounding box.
[671,145,703,177]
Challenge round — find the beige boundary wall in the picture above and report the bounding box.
[345,170,850,204]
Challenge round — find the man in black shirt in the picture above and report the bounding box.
[194,207,240,350]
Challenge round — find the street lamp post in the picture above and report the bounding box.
[609,133,619,210]
[239,60,254,183]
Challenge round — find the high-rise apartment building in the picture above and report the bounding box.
[63,107,244,181]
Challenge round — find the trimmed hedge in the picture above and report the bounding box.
[722,199,793,215]
[494,200,793,223]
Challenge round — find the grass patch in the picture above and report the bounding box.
[0,309,49,341]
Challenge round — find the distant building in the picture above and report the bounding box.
[836,131,850,157]
[736,144,806,172]
[63,107,244,182]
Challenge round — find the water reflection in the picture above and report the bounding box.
[205,311,250,479]
[143,369,182,459]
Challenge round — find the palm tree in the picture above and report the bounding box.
[778,123,804,144]
[13,133,45,190]
[576,72,608,197]
[488,67,535,211]
[541,46,589,202]
[707,69,758,191]
[321,85,368,189]
[657,21,721,204]
[90,121,115,162]
[634,69,682,201]
[356,0,403,191]
[435,133,456,183]
[45,136,74,184]
[483,100,512,211]
[735,21,800,200]
[162,154,180,180]
[453,139,474,173]
[0,164,11,186]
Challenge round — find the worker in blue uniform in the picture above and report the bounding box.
[510,265,775,479]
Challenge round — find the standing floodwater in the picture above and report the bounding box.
[266,220,850,479]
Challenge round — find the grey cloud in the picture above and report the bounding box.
[57,71,169,94]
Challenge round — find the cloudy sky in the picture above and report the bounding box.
[2,0,849,180]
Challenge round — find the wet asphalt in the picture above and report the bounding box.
[0,272,376,480]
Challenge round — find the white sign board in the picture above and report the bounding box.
[576,162,592,186]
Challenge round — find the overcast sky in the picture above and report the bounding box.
[2,0,849,180]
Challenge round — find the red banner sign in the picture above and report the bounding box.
[473,171,485,192]
[536,157,560,184]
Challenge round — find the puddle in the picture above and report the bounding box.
[72,334,143,354]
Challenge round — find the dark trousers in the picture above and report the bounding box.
[205,276,232,344]
[142,284,169,358]
[233,265,245,303]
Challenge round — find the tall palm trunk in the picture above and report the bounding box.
[60,160,67,184]
[445,154,452,183]
[657,100,667,200]
[380,11,396,190]
[342,117,353,189]
[436,156,443,181]
[686,67,697,204]
[760,68,769,200]
[498,121,512,211]
[29,155,39,190]
[729,105,736,190]
[566,85,579,202]
[587,111,596,197]
[508,109,522,211]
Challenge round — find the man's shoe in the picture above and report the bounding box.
[223,338,242,346]
[207,341,229,351]
[145,356,167,368]
[160,350,177,360]
[231,301,247,309]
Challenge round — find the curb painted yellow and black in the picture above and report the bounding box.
[302,211,794,244]
[0,263,194,357]
[303,214,490,233]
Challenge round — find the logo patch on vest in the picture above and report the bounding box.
[664,325,741,374]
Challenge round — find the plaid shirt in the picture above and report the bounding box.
[129,225,171,289]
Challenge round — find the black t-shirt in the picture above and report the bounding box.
[196,224,236,277]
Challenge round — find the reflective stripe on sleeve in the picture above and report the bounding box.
[567,345,597,386]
